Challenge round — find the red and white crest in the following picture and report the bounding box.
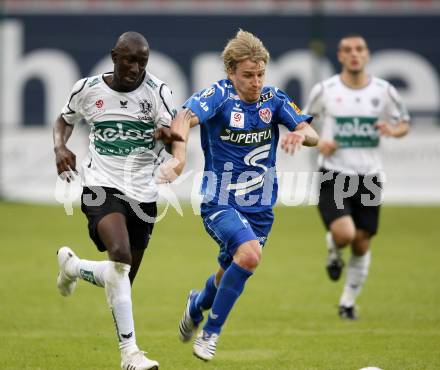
[258,108,272,124]
[230,111,245,128]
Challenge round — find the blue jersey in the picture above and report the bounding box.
[184,79,312,213]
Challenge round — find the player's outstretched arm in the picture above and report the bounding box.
[295,122,319,146]
[155,126,185,144]
[170,108,199,173]
[156,108,199,183]
[53,115,77,181]
[376,120,410,138]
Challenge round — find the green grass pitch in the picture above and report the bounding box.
[0,201,439,370]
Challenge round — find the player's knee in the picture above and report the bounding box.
[234,244,261,271]
[333,230,355,247]
[108,243,132,265]
[352,232,371,255]
[241,253,260,271]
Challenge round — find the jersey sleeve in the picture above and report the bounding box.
[60,78,88,125]
[274,88,313,131]
[183,82,227,125]
[384,84,410,124]
[302,82,324,117]
[156,84,176,128]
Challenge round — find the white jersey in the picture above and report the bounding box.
[61,72,175,202]
[304,75,410,175]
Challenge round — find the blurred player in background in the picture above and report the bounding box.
[53,31,184,370]
[303,34,410,319]
[168,29,318,361]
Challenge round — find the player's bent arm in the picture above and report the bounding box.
[53,115,77,176]
[295,122,319,147]
[376,120,410,138]
[317,140,338,156]
[53,115,73,149]
[392,121,410,138]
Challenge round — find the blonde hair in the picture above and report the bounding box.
[222,29,270,73]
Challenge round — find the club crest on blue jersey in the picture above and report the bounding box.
[258,108,272,124]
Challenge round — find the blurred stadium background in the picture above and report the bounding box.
[1,0,439,204]
[1,1,439,370]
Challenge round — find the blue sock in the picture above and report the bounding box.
[189,274,217,322]
[203,262,253,335]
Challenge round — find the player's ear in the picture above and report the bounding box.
[111,49,117,64]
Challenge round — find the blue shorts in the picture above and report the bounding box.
[201,205,274,270]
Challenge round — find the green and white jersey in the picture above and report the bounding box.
[61,72,176,202]
[304,75,410,175]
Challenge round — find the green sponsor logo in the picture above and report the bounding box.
[334,116,379,148]
[88,77,100,88]
[80,269,97,285]
[92,120,155,156]
[146,78,158,89]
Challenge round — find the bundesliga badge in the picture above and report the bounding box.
[230,111,245,128]
[259,108,272,124]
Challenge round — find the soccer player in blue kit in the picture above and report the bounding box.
[169,30,319,361]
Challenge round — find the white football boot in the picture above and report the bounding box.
[56,246,79,296]
[120,347,159,370]
[178,290,202,342]
[193,330,219,361]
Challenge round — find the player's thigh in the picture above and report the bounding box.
[242,208,274,247]
[81,186,128,252]
[318,171,352,230]
[352,175,382,236]
[352,203,381,237]
[202,206,258,270]
[125,201,158,251]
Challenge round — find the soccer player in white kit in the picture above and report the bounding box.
[53,32,184,369]
[304,34,410,319]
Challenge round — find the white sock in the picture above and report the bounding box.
[326,232,341,259]
[103,262,137,351]
[73,260,110,287]
[339,250,371,307]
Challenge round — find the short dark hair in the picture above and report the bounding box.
[338,33,368,50]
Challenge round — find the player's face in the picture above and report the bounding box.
[112,43,149,91]
[337,37,369,73]
[228,59,266,103]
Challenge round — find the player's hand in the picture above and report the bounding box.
[155,127,184,144]
[155,157,181,184]
[281,131,305,155]
[317,140,338,157]
[54,146,78,182]
[375,121,395,137]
